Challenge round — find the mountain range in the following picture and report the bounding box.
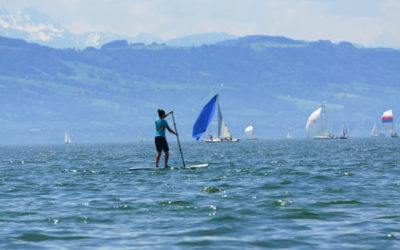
[1,32,400,144]
[0,8,237,48]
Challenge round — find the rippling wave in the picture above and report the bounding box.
[1,139,400,248]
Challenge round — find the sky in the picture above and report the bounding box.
[1,0,400,48]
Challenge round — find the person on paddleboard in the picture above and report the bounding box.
[155,109,178,168]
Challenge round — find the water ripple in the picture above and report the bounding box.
[1,139,400,248]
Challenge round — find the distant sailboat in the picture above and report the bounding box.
[382,110,398,137]
[339,124,349,139]
[286,132,292,139]
[64,131,72,144]
[192,94,239,142]
[244,125,257,140]
[305,104,336,139]
[371,119,385,137]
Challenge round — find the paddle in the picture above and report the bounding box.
[171,112,186,167]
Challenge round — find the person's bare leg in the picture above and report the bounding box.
[164,151,169,168]
[155,151,162,168]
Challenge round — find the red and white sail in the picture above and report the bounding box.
[306,108,322,137]
[381,110,394,133]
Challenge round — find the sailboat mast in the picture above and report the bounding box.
[321,104,326,135]
[217,97,222,138]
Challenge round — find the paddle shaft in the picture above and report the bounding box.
[171,113,186,167]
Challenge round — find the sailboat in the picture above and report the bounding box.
[382,110,398,137]
[192,94,239,142]
[244,125,257,140]
[339,124,349,139]
[371,119,385,137]
[305,103,336,139]
[64,131,72,144]
[286,132,292,139]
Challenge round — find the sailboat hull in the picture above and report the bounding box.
[313,135,337,140]
[204,138,239,143]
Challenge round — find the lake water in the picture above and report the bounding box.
[1,139,400,249]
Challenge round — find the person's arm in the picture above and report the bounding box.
[166,126,178,136]
[164,111,173,118]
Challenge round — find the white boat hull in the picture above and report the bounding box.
[313,135,337,140]
[204,138,239,143]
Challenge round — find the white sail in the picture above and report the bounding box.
[244,125,253,133]
[220,119,232,138]
[64,131,72,144]
[286,132,292,139]
[306,104,334,139]
[339,124,349,139]
[341,127,348,137]
[244,126,254,139]
[217,100,232,139]
[371,121,378,136]
[306,108,322,138]
[371,119,384,137]
[320,104,329,136]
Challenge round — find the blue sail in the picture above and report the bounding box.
[192,94,218,140]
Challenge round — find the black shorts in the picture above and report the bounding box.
[155,136,169,152]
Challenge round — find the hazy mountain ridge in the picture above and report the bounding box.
[0,8,238,49]
[166,33,238,47]
[1,34,400,144]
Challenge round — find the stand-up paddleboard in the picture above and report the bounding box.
[129,163,208,171]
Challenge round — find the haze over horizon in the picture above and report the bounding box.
[0,1,399,145]
[1,0,400,49]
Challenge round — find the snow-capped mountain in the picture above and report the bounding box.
[0,7,238,49]
[0,7,65,44]
[0,7,163,48]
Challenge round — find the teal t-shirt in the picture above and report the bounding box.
[155,118,168,137]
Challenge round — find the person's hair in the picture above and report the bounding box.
[157,109,165,118]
